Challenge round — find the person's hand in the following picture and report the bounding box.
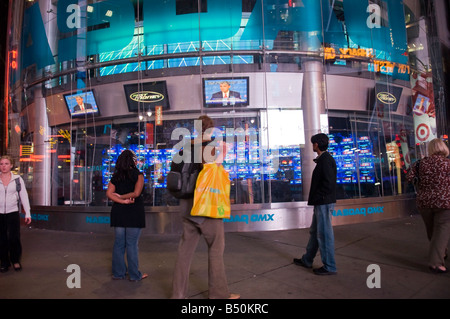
[24,217,31,225]
[123,198,135,204]
[215,141,229,164]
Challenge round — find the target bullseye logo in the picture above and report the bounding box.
[416,123,430,142]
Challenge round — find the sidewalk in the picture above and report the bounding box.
[0,214,449,299]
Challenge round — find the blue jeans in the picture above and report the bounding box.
[301,204,337,272]
[112,227,143,281]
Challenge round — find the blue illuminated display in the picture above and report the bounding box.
[16,0,408,80]
[102,143,302,190]
[328,134,376,184]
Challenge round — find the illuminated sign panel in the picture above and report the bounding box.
[155,106,163,126]
[369,83,403,117]
[124,81,170,112]
[9,50,18,69]
[374,83,403,112]
[15,0,408,80]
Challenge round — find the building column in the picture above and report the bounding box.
[32,87,51,205]
[301,58,326,201]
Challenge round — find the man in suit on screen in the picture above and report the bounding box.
[211,81,241,105]
[73,96,94,113]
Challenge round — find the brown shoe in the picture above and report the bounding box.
[228,293,240,299]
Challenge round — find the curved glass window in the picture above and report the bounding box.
[4,0,440,208]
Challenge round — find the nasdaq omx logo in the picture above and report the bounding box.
[18,0,407,77]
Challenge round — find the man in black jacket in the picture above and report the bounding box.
[294,133,338,275]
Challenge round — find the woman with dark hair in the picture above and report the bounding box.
[106,150,147,281]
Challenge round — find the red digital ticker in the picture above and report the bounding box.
[10,50,18,69]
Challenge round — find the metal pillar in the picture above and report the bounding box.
[32,88,51,205]
[301,58,326,201]
[30,0,57,206]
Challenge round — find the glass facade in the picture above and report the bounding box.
[3,0,447,211]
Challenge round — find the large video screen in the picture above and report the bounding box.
[64,90,100,117]
[102,145,175,190]
[328,134,376,184]
[203,77,249,107]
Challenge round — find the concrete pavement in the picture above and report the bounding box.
[1,214,449,301]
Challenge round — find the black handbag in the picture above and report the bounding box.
[167,161,201,199]
[412,160,421,192]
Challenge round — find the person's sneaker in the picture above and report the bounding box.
[129,273,149,282]
[293,258,312,269]
[313,267,337,276]
[228,293,241,299]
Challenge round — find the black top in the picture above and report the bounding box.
[172,139,216,224]
[110,168,145,228]
[307,151,337,206]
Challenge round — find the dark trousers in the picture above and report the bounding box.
[0,212,22,267]
[419,208,450,267]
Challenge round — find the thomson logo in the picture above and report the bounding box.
[377,92,396,104]
[130,91,164,103]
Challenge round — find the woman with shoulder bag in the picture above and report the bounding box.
[406,138,450,273]
[0,155,31,272]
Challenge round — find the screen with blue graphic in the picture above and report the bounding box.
[64,90,100,117]
[102,145,175,190]
[328,134,376,184]
[101,143,302,191]
[203,77,249,107]
[101,134,376,192]
[357,136,375,183]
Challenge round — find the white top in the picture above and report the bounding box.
[0,172,31,218]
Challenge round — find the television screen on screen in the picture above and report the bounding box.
[64,90,100,117]
[413,93,430,116]
[124,81,170,112]
[203,77,249,107]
